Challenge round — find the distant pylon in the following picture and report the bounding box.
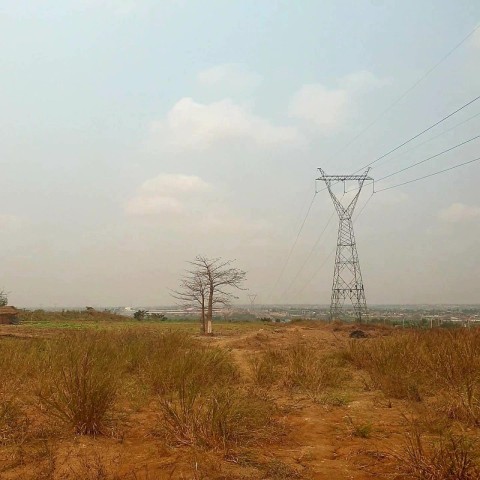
[248,294,257,309]
[317,168,373,322]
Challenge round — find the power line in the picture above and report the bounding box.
[353,94,480,173]
[295,245,336,299]
[271,24,480,301]
[269,191,317,297]
[301,153,480,300]
[345,133,480,193]
[376,133,480,182]
[354,191,375,221]
[283,210,336,298]
[332,23,480,159]
[376,155,480,193]
[320,97,480,197]
[372,110,480,171]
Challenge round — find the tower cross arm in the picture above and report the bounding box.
[316,174,373,182]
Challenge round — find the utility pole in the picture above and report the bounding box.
[317,168,373,322]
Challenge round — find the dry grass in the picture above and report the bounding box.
[347,328,480,477]
[249,348,284,387]
[160,387,274,450]
[248,339,350,402]
[347,329,480,424]
[37,332,120,435]
[282,340,350,401]
[398,429,480,480]
[0,318,478,479]
[346,333,424,401]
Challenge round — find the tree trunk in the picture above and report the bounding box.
[200,293,206,334]
[206,285,214,335]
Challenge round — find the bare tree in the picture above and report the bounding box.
[171,256,246,334]
[171,269,208,333]
[0,291,8,307]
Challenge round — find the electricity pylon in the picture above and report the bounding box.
[317,168,373,322]
[247,294,257,310]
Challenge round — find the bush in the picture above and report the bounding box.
[134,309,147,320]
[37,332,120,435]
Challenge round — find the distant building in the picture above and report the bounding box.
[0,306,19,325]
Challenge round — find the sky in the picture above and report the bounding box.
[0,0,480,308]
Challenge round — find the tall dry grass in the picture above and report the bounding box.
[248,339,351,403]
[283,341,350,401]
[347,328,480,476]
[0,338,44,443]
[249,348,284,387]
[399,429,480,480]
[420,329,480,425]
[139,336,274,450]
[160,386,273,450]
[346,333,424,401]
[0,327,273,446]
[37,332,120,435]
[346,328,480,424]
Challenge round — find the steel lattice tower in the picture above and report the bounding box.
[247,294,257,310]
[317,168,373,322]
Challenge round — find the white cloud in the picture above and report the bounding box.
[289,84,348,133]
[125,173,207,216]
[125,173,269,236]
[141,173,210,195]
[289,70,387,134]
[197,64,262,91]
[150,97,303,151]
[438,203,480,223]
[125,195,183,216]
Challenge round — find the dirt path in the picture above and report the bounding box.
[207,322,404,479]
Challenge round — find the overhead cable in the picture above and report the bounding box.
[375,156,480,192]
[332,23,480,159]
[376,133,480,182]
[353,94,480,173]
[269,192,317,297]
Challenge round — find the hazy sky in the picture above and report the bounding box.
[1,1,480,307]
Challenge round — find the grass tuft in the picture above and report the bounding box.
[37,332,119,435]
[399,429,480,480]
